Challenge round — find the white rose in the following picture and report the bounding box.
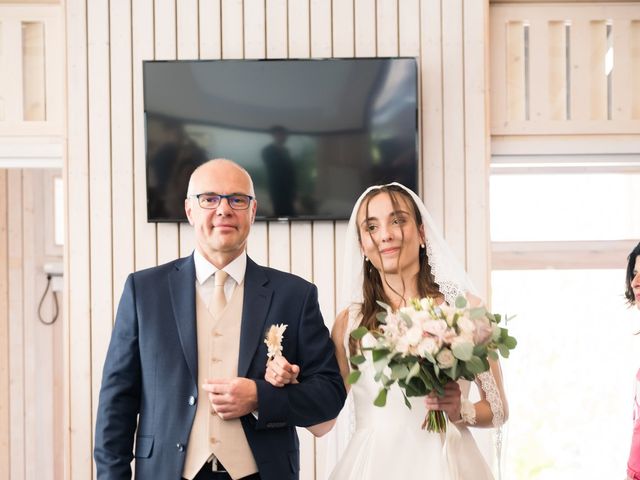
[424,319,448,338]
[436,348,455,368]
[457,316,475,335]
[419,336,440,356]
[396,337,411,355]
[405,324,423,347]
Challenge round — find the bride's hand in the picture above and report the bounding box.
[424,381,462,422]
[265,355,300,387]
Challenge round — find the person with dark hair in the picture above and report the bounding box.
[626,242,640,480]
[264,183,508,479]
[94,159,346,480]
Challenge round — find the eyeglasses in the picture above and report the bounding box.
[188,193,254,210]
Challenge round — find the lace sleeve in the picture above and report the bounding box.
[476,370,505,428]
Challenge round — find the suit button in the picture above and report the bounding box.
[176,443,185,452]
[188,396,196,406]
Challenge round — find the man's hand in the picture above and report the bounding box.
[265,355,300,387]
[203,377,258,420]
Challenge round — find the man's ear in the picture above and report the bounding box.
[185,198,195,226]
[250,199,257,224]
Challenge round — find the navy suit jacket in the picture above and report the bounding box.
[94,255,346,480]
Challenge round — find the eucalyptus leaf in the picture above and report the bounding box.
[504,336,518,349]
[347,370,361,384]
[492,325,501,342]
[374,388,388,407]
[452,342,473,361]
[449,359,458,379]
[455,296,467,308]
[497,343,511,358]
[399,311,413,328]
[391,363,410,380]
[376,311,387,323]
[466,355,486,374]
[406,361,421,383]
[402,391,412,409]
[470,307,486,319]
[349,354,366,365]
[376,300,391,311]
[372,348,390,363]
[422,351,436,364]
[350,326,369,340]
[473,344,487,356]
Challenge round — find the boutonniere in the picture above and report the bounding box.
[264,323,288,361]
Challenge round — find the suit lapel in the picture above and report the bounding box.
[168,255,198,386]
[238,257,273,377]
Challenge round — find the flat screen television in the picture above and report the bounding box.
[143,57,418,222]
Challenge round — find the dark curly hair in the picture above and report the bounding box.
[625,242,640,306]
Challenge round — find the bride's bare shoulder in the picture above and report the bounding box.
[331,307,351,341]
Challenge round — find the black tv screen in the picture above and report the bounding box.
[143,58,418,222]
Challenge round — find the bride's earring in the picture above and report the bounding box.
[420,243,425,249]
[364,256,370,262]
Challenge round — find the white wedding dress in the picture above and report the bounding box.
[328,309,495,480]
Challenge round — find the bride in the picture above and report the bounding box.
[265,183,508,479]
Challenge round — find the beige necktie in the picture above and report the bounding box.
[208,270,229,317]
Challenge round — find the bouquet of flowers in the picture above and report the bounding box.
[348,295,516,432]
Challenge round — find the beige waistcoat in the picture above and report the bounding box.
[182,282,258,479]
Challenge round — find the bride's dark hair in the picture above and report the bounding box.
[351,185,440,354]
[625,241,640,306]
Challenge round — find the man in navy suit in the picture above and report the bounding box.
[94,159,346,480]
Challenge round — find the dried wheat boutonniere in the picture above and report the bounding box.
[264,323,288,361]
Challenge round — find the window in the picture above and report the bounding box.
[491,151,639,478]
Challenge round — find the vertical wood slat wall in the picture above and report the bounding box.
[491,3,640,135]
[64,1,490,479]
[0,169,64,480]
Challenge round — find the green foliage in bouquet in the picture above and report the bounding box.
[347,295,516,431]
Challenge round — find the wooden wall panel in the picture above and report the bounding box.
[0,170,8,480]
[66,0,93,477]
[222,0,244,59]
[354,0,376,57]
[7,170,24,480]
[420,0,444,230]
[332,0,354,57]
[442,0,467,263]
[491,4,640,134]
[1,169,63,479]
[377,0,398,57]
[464,0,491,296]
[311,0,332,58]
[87,0,114,443]
[265,0,285,58]
[155,0,181,266]
[199,0,222,59]
[289,0,310,58]
[132,0,157,271]
[22,171,38,480]
[110,0,135,308]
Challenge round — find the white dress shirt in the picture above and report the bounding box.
[193,249,247,304]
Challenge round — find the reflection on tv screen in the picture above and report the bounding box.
[144,58,418,222]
